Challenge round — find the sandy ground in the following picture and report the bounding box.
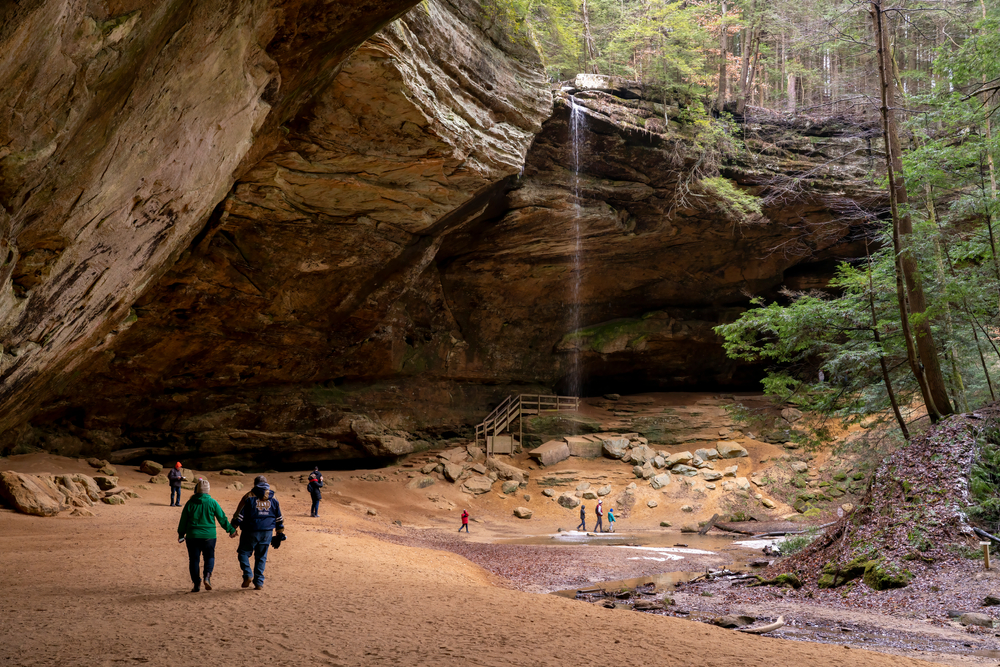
[0,454,937,667]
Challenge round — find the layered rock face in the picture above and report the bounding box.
[0,0,421,433]
[6,6,884,467]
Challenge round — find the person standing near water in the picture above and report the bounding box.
[177,478,236,592]
[594,499,604,533]
[577,504,586,532]
[168,462,185,507]
[459,509,469,532]
[607,507,616,532]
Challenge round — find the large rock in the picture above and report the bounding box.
[529,441,571,467]
[701,471,723,482]
[461,476,493,495]
[650,473,671,490]
[959,613,994,628]
[513,507,533,519]
[695,448,719,461]
[666,451,694,467]
[501,480,520,494]
[602,438,630,459]
[557,493,581,509]
[716,441,749,459]
[139,461,163,476]
[671,465,699,477]
[442,463,464,483]
[487,457,528,483]
[0,471,66,516]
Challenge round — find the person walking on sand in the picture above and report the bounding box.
[177,478,236,593]
[231,475,284,590]
[607,507,615,533]
[168,462,185,507]
[594,499,604,533]
[576,504,586,532]
[459,509,470,532]
[307,470,324,517]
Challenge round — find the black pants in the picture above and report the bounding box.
[186,537,217,584]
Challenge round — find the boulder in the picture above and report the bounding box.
[219,469,244,476]
[632,466,644,478]
[984,595,1000,607]
[959,613,994,628]
[86,458,107,469]
[466,445,485,463]
[501,480,520,495]
[602,438,629,459]
[529,441,571,466]
[641,462,655,479]
[149,474,168,485]
[790,461,809,473]
[93,476,119,491]
[227,482,245,491]
[629,445,656,465]
[735,477,752,491]
[542,488,556,497]
[581,490,598,500]
[781,407,803,423]
[716,441,748,459]
[97,464,118,476]
[652,456,666,469]
[443,463,464,483]
[421,463,438,474]
[462,476,493,495]
[681,505,694,512]
[470,463,488,475]
[761,498,776,509]
[557,493,581,509]
[666,451,694,467]
[671,465,699,477]
[101,495,126,505]
[407,477,436,489]
[701,471,723,482]
[513,507,533,519]
[139,461,163,476]
[723,465,739,477]
[0,471,67,516]
[597,485,612,496]
[576,482,591,492]
[650,473,671,490]
[695,448,720,461]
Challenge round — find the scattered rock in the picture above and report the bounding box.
[781,407,803,423]
[93,476,119,491]
[407,476,436,489]
[649,473,671,490]
[647,500,658,508]
[666,451,694,467]
[443,463,464,483]
[660,521,671,527]
[501,480,520,495]
[959,613,994,628]
[529,441,571,466]
[602,438,630,460]
[632,465,644,478]
[681,505,693,512]
[716,441,748,459]
[227,482,245,491]
[670,465,699,477]
[629,445,656,465]
[604,393,621,400]
[466,445,485,463]
[139,461,163,476]
[695,448,720,461]
[366,508,378,516]
[69,508,96,518]
[761,498,776,509]
[841,503,854,513]
[487,457,528,483]
[597,485,612,496]
[984,595,1000,607]
[542,488,556,497]
[101,495,126,505]
[421,463,438,475]
[576,482,591,492]
[790,461,809,473]
[149,474,168,485]
[557,493,581,509]
[86,458,107,469]
[513,507,533,519]
[219,468,244,476]
[470,463,488,475]
[701,471,722,482]
[523,494,531,502]
[581,490,598,499]
[461,476,493,495]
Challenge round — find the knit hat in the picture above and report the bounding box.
[254,475,268,486]
[195,478,210,494]
[175,462,182,469]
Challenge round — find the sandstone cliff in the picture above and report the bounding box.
[4,4,886,467]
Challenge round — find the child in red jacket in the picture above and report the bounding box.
[459,509,469,533]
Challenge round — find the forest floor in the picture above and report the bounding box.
[2,394,999,666]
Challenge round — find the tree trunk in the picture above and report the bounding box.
[866,242,909,439]
[582,0,599,74]
[787,73,796,113]
[871,0,953,421]
[716,0,728,112]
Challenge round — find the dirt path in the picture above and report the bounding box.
[0,456,936,667]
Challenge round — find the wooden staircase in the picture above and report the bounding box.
[475,394,580,456]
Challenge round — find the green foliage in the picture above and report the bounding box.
[780,529,817,556]
[699,176,762,224]
[968,427,1000,535]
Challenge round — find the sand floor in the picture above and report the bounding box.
[0,456,937,667]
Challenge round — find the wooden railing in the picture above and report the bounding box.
[475,394,580,456]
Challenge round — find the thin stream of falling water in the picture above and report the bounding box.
[569,95,584,397]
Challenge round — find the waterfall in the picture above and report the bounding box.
[568,95,584,397]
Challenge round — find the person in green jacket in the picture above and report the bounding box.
[178,478,236,592]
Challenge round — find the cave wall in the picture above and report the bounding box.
[3,5,887,467]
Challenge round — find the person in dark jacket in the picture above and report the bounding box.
[577,504,586,532]
[178,478,235,592]
[167,462,185,507]
[231,475,284,590]
[307,471,324,517]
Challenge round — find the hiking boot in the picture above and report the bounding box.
[242,575,251,589]
[253,583,264,590]
[191,583,200,593]
[203,575,212,591]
